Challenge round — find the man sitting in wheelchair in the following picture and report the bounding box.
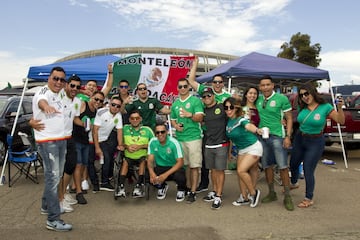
[115,110,154,198]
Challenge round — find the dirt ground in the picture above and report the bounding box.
[0,145,359,240]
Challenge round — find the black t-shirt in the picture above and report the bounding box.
[203,103,228,145]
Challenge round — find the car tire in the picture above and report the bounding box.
[0,138,6,166]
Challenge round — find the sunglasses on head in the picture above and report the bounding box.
[111,103,121,108]
[299,92,310,98]
[178,85,188,89]
[94,97,104,103]
[52,76,66,83]
[130,116,140,121]
[213,80,223,84]
[224,105,235,110]
[202,93,213,99]
[155,130,166,135]
[119,85,129,89]
[137,87,147,91]
[69,83,81,90]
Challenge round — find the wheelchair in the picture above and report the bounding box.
[113,151,150,200]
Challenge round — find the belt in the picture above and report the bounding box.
[300,131,323,138]
[205,142,230,149]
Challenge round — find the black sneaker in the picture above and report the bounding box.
[203,191,216,202]
[211,196,222,210]
[196,185,208,193]
[250,189,260,208]
[76,193,87,205]
[100,183,115,192]
[186,192,196,204]
[92,184,100,193]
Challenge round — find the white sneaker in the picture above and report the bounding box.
[132,184,144,198]
[64,193,78,205]
[115,185,126,197]
[60,200,74,213]
[232,194,250,206]
[157,184,169,200]
[81,180,90,190]
[176,191,185,202]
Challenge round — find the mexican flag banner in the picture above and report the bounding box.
[112,54,194,105]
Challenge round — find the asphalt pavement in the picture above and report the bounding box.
[0,145,360,240]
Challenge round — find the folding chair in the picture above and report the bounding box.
[7,133,41,187]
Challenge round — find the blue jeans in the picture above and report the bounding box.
[259,135,288,169]
[290,132,325,200]
[75,141,89,166]
[38,140,67,221]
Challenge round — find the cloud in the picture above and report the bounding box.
[95,0,291,54]
[68,0,88,7]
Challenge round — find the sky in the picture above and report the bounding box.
[1,0,360,92]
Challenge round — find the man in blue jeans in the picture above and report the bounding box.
[256,75,294,211]
[32,66,72,231]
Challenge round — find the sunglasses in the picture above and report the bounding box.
[178,85,188,89]
[202,93,213,99]
[94,97,104,103]
[299,92,310,98]
[130,116,140,121]
[213,80,223,84]
[69,83,81,90]
[111,103,121,108]
[262,99,268,109]
[155,130,166,135]
[137,87,147,91]
[119,85,129,89]
[224,105,235,110]
[52,76,66,83]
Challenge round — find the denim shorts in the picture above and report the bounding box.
[259,135,288,169]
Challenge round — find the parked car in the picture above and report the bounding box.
[286,93,360,149]
[0,94,34,165]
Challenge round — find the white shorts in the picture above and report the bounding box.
[238,140,263,157]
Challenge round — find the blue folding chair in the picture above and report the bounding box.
[7,133,41,187]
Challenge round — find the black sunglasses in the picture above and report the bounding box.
[69,83,81,90]
[119,85,129,89]
[202,93,213,99]
[299,92,310,98]
[155,130,166,135]
[224,105,235,110]
[94,97,104,103]
[178,85,188,89]
[213,80,223,84]
[262,99,268,109]
[137,87,147,91]
[111,103,121,108]
[52,76,66,83]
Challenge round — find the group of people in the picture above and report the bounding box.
[31,57,345,232]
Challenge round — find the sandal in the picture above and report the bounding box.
[297,199,314,208]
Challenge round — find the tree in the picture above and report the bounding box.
[278,32,321,67]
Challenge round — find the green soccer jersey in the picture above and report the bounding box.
[226,117,258,149]
[123,124,154,159]
[256,92,292,137]
[148,135,183,167]
[170,95,204,142]
[198,84,231,103]
[298,103,333,134]
[76,93,90,102]
[126,97,164,130]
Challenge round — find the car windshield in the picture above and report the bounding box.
[0,99,7,113]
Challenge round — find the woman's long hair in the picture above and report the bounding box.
[297,83,326,110]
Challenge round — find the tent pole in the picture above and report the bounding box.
[0,78,29,186]
[227,77,232,93]
[328,80,348,168]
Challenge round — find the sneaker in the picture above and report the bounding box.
[211,196,222,210]
[76,193,87,204]
[115,185,126,197]
[69,188,76,194]
[100,182,115,192]
[92,183,100,193]
[81,180,90,190]
[284,195,295,211]
[157,184,169,200]
[132,184,144,198]
[261,191,278,203]
[232,194,250,206]
[186,192,196,203]
[64,193,78,205]
[176,191,185,202]
[46,219,72,232]
[40,208,48,215]
[60,200,74,213]
[203,191,216,202]
[196,185,208,193]
[249,189,260,208]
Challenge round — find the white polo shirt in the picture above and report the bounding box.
[62,95,81,137]
[93,107,123,142]
[32,85,66,142]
